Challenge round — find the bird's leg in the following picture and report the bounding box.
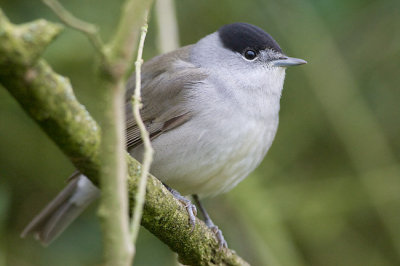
[192,194,228,249]
[163,184,197,230]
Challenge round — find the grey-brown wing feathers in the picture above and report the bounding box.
[125,45,208,149]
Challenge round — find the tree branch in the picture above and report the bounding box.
[42,0,105,59]
[106,0,154,80]
[95,0,153,264]
[155,0,180,53]
[97,76,133,266]
[0,8,249,266]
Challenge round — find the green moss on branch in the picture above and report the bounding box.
[0,10,100,178]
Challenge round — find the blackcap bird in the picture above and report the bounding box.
[21,22,307,247]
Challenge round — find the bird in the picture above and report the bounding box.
[21,22,306,248]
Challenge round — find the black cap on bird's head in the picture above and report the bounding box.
[218,22,282,54]
[218,22,306,67]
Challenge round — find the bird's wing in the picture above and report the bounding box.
[125,45,208,148]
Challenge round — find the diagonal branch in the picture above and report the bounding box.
[0,9,249,266]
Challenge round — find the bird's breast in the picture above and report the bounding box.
[148,110,279,197]
[138,77,283,197]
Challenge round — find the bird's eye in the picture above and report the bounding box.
[244,49,257,60]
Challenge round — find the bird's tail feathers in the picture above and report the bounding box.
[21,174,99,245]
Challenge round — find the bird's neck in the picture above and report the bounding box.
[223,67,286,120]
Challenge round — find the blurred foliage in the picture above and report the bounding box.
[1,0,399,265]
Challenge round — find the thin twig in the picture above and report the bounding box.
[42,0,105,59]
[130,11,153,245]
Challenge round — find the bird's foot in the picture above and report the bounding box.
[193,194,228,249]
[208,224,228,249]
[164,184,197,230]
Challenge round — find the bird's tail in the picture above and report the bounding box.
[21,174,99,245]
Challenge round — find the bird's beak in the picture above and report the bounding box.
[272,56,307,67]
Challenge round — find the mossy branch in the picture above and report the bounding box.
[0,8,249,266]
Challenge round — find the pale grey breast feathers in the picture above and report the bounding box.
[125,45,208,148]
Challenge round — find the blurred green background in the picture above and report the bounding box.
[1,0,400,265]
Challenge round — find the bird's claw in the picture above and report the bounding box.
[164,184,198,230]
[164,185,227,248]
[210,225,228,249]
[182,199,197,231]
